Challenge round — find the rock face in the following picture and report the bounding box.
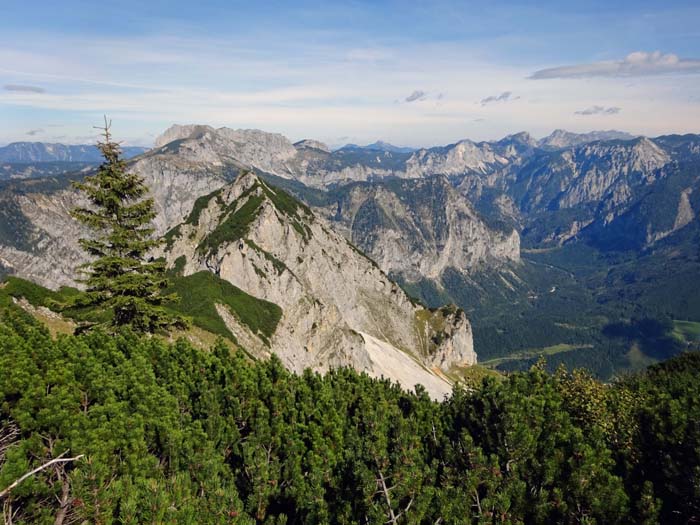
[2,127,696,286]
[513,137,670,211]
[154,124,299,177]
[508,137,679,247]
[318,176,520,281]
[162,171,476,397]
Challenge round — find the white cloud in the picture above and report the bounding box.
[575,105,621,116]
[26,128,44,136]
[480,91,518,106]
[530,51,700,79]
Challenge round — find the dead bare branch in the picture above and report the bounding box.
[0,452,84,500]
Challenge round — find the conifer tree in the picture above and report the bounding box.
[71,118,183,333]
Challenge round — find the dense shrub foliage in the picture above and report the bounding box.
[1,306,699,524]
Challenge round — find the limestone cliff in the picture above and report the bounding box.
[162,171,477,397]
[316,176,520,282]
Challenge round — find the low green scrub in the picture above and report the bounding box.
[674,320,700,342]
[0,276,107,323]
[197,190,264,255]
[1,272,282,346]
[2,309,699,523]
[165,271,282,343]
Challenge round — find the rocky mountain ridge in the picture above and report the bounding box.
[538,129,637,149]
[2,123,699,384]
[161,171,476,397]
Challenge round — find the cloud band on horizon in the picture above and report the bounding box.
[530,51,700,79]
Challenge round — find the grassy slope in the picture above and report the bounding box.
[1,273,283,348]
[164,271,282,344]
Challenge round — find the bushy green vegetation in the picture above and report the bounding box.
[164,271,282,344]
[2,309,700,523]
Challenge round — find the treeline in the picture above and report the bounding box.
[1,307,699,524]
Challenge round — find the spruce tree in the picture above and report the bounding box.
[71,118,183,333]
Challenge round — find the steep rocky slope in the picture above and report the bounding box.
[508,137,685,248]
[2,123,699,384]
[315,176,519,281]
[162,171,476,397]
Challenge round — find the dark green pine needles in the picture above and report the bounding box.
[70,120,184,333]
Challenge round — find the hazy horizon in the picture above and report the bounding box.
[0,125,652,150]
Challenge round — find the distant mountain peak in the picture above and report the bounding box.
[293,139,331,153]
[539,129,637,149]
[154,124,215,148]
[499,131,537,145]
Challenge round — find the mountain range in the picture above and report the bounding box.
[1,125,698,385]
[0,141,147,163]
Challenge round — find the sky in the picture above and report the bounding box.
[1,0,699,148]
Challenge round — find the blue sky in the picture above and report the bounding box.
[1,0,699,147]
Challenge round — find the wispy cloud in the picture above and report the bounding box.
[4,83,45,93]
[26,128,44,136]
[575,105,621,116]
[405,90,428,103]
[530,51,700,79]
[480,91,518,106]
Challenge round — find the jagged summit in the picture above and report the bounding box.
[498,131,537,146]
